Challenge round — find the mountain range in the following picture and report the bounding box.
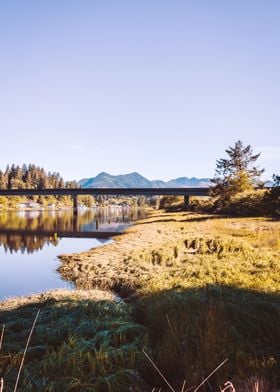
[78,172,211,188]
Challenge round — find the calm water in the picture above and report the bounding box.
[0,208,145,300]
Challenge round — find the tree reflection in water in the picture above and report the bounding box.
[0,234,59,254]
[0,208,146,253]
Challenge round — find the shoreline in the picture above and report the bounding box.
[58,209,195,296]
[58,210,280,296]
[1,210,280,389]
[0,207,149,304]
[0,207,152,306]
[0,288,115,310]
[0,208,206,304]
[1,208,279,304]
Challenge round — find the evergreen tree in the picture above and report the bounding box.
[0,170,7,188]
[265,174,280,217]
[211,140,264,203]
[0,163,77,190]
[272,174,280,187]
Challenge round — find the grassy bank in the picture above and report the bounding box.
[59,212,280,295]
[1,212,280,390]
[0,290,147,391]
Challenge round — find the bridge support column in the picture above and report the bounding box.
[184,195,190,209]
[73,194,78,213]
[157,196,161,210]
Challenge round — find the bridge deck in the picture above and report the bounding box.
[0,187,209,197]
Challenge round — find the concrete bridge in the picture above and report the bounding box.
[0,187,210,209]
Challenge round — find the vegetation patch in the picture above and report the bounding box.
[0,290,147,391]
[135,286,280,389]
[1,212,280,390]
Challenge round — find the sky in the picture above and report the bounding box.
[0,0,279,181]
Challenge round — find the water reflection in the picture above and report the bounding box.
[0,234,59,254]
[0,208,146,253]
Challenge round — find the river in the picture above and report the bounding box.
[0,207,145,300]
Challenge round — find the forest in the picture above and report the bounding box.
[0,164,78,208]
[0,164,76,190]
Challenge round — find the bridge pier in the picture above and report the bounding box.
[184,195,190,209]
[72,194,78,231]
[73,194,78,213]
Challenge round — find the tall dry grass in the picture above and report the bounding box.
[1,213,280,390]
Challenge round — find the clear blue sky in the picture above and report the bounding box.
[0,1,279,181]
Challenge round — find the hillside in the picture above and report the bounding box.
[78,172,210,188]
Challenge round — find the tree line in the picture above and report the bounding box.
[0,164,77,189]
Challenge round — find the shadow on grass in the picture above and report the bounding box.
[0,294,148,392]
[134,284,280,391]
[0,285,280,391]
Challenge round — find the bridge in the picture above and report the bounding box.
[0,187,210,209]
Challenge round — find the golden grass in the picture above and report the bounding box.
[57,211,280,388]
[1,211,280,390]
[0,289,114,311]
[58,212,280,296]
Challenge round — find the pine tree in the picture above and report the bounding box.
[0,164,77,191]
[0,170,6,188]
[211,140,264,203]
[265,174,280,217]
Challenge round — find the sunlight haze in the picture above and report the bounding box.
[0,1,279,181]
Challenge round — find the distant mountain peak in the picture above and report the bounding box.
[78,172,210,189]
[96,171,110,177]
[127,171,140,175]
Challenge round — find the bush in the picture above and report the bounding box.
[264,181,280,218]
[159,196,183,210]
[190,189,279,218]
[218,190,267,216]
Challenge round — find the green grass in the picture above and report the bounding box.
[135,286,280,389]
[1,213,280,390]
[0,291,147,391]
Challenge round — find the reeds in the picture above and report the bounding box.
[0,311,40,392]
[0,324,4,351]
[144,349,228,392]
[0,324,4,392]
[13,309,40,392]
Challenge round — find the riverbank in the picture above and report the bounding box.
[0,207,145,300]
[1,211,280,390]
[59,210,280,296]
